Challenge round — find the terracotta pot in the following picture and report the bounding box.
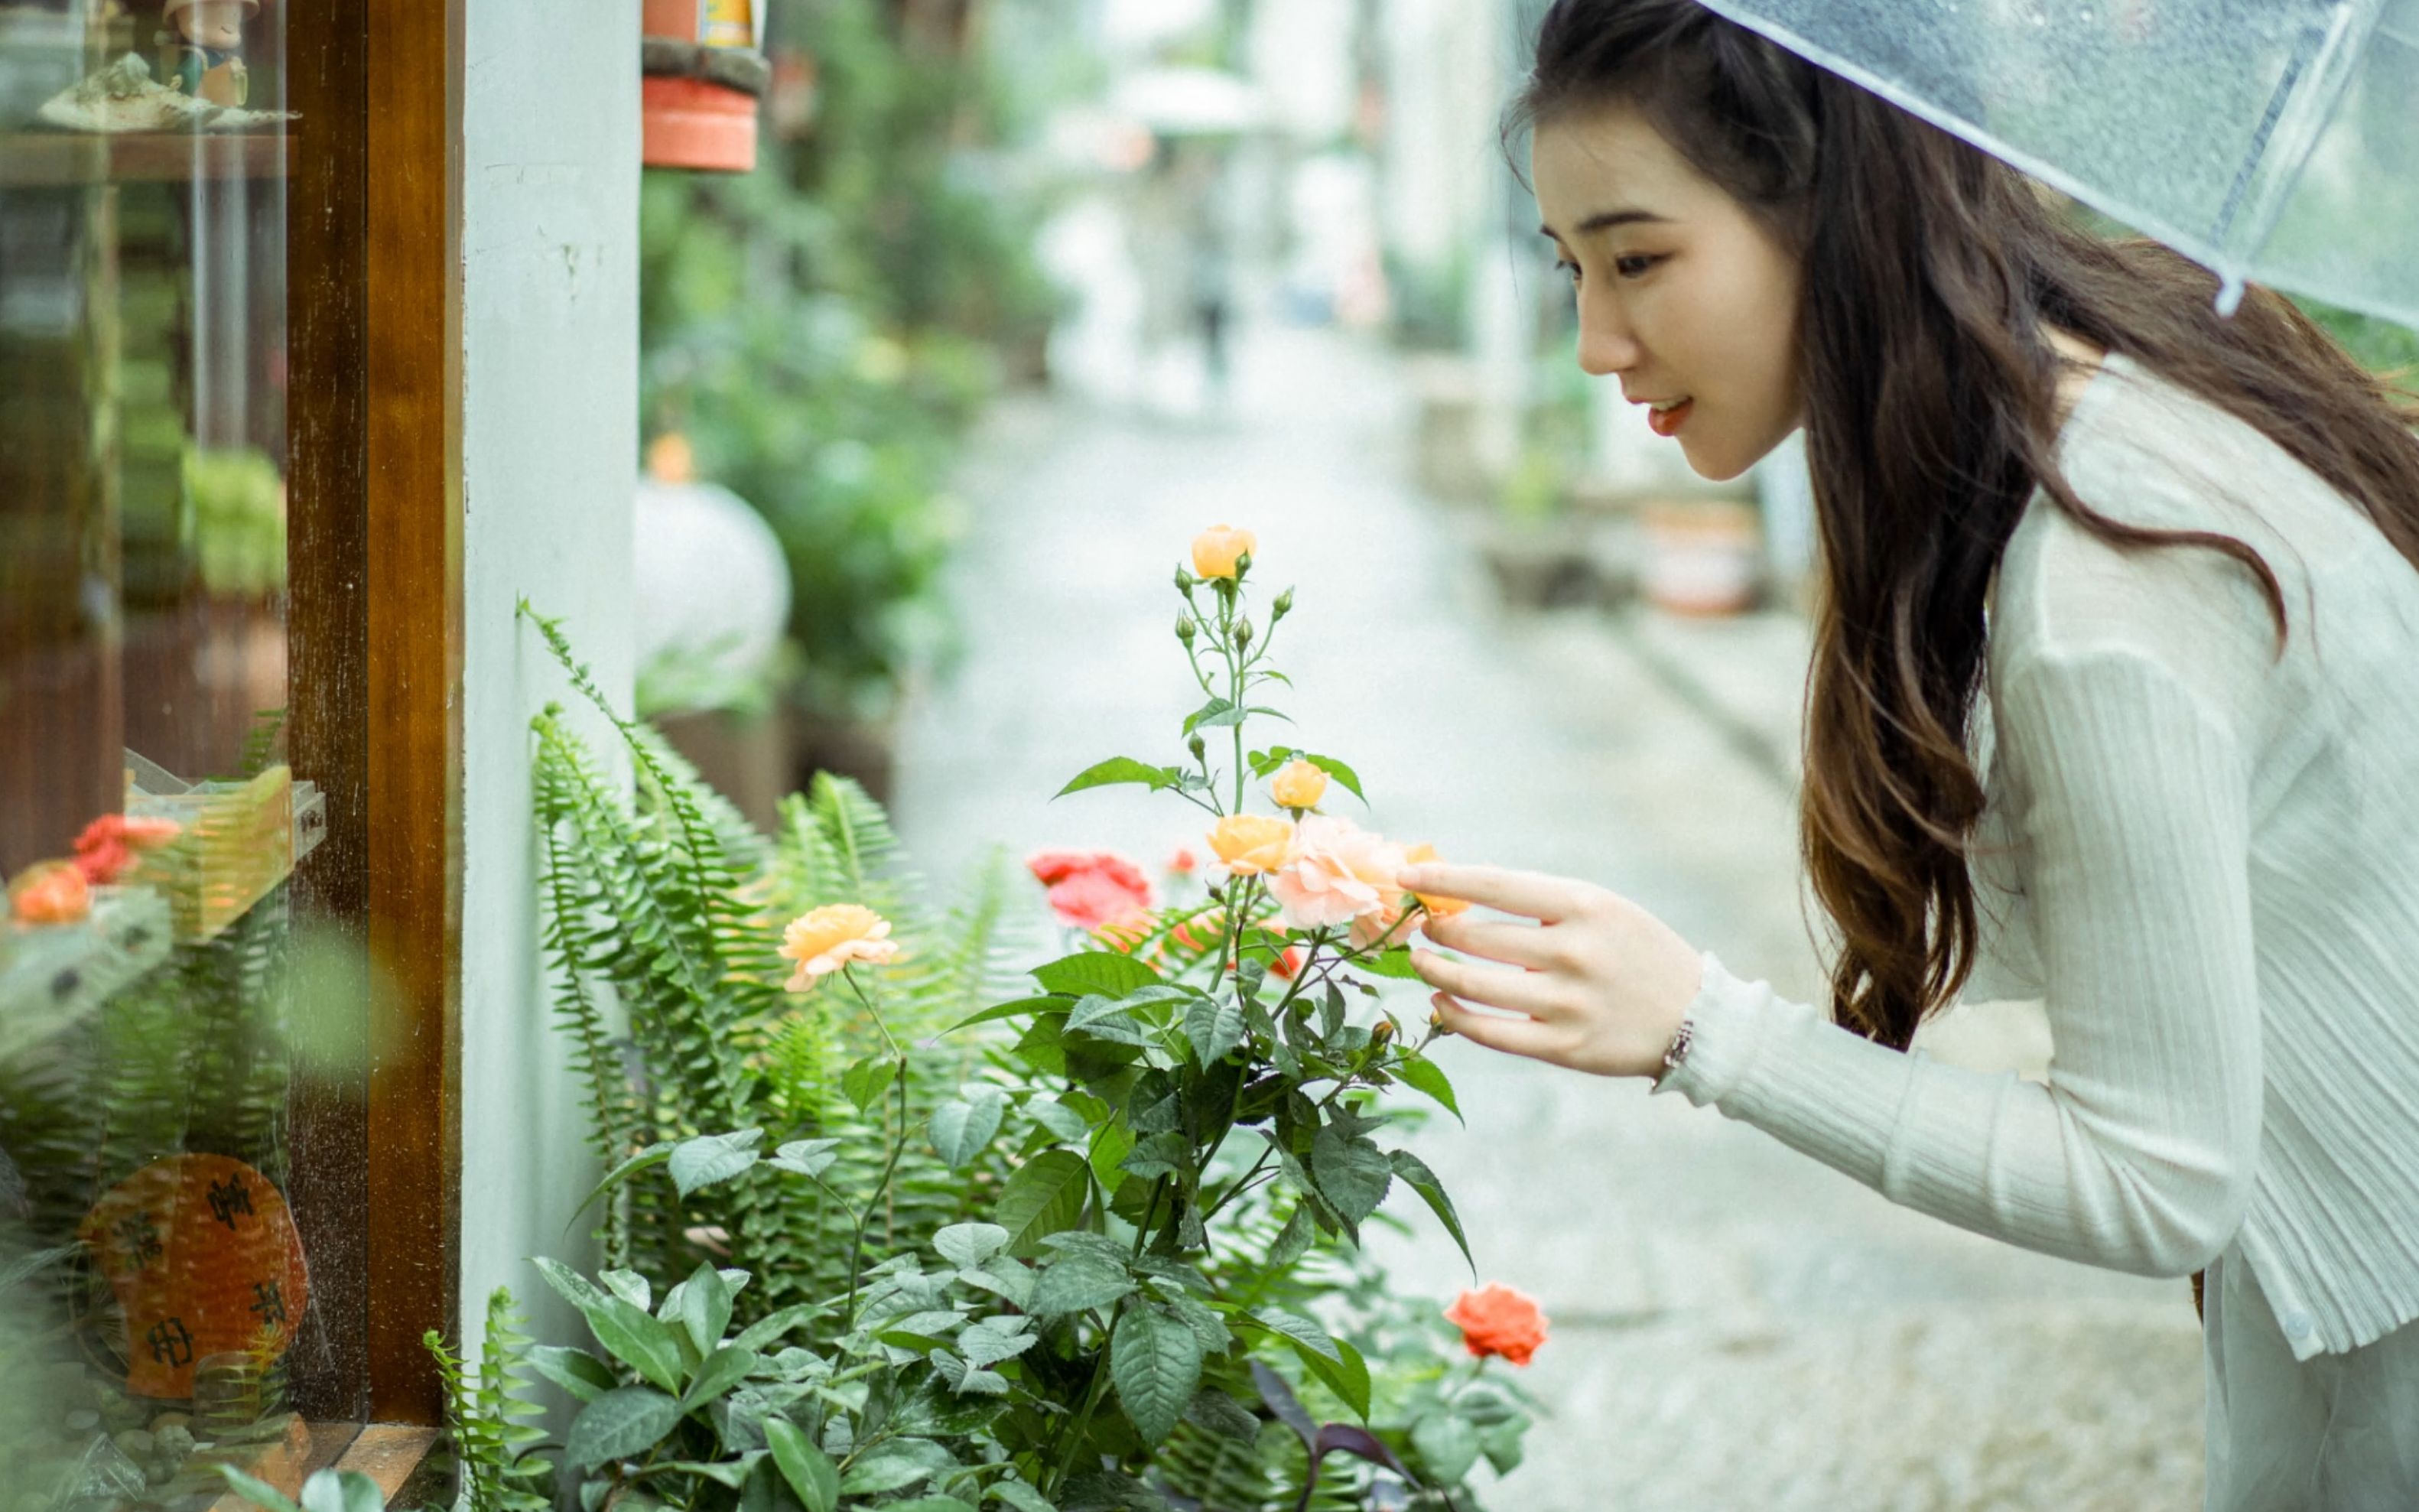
[642,76,759,172]
[642,1,764,174]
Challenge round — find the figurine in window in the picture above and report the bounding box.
[160,0,255,109]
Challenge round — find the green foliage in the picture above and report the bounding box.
[639,0,1061,723]
[216,1467,384,1512]
[519,528,1537,1508]
[424,1289,551,1512]
[2291,296,2419,382]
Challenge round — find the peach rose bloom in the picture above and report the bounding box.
[1445,1283,1549,1366]
[1206,814,1294,876]
[10,862,91,925]
[780,903,901,992]
[1402,843,1473,921]
[1269,815,1406,934]
[1268,758,1328,811]
[1191,524,1257,580]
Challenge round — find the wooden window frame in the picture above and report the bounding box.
[284,0,464,1447]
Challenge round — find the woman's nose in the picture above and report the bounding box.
[1575,300,1642,379]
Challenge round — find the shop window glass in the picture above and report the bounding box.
[2,1,369,1495]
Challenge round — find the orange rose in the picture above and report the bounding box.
[9,861,92,925]
[1402,844,1472,920]
[779,904,901,992]
[1206,814,1293,876]
[1269,758,1328,811]
[1445,1283,1549,1366]
[1191,524,1257,580]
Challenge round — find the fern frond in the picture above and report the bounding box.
[429,1289,554,1512]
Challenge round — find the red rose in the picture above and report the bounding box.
[1445,1283,1549,1366]
[1026,850,1156,934]
[71,814,183,885]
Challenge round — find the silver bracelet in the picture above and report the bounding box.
[1656,1017,1696,1086]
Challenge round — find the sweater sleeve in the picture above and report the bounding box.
[1655,645,2265,1277]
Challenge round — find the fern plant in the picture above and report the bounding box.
[525,603,1029,1330]
[424,1289,551,1512]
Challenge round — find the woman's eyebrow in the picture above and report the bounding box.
[1538,207,1673,239]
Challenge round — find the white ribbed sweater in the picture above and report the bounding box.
[1660,352,2419,1362]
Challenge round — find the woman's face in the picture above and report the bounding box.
[1532,104,1803,482]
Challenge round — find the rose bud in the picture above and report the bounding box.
[1191,525,1257,580]
[1269,759,1328,811]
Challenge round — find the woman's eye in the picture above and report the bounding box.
[1555,260,1582,287]
[1614,254,1662,279]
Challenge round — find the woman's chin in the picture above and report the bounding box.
[1678,440,1748,483]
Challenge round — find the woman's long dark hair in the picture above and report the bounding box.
[1516,0,2419,1049]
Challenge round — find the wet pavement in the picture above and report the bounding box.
[894,324,2204,1510]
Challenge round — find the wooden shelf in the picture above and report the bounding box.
[0,130,291,188]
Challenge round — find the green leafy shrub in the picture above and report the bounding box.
[515,527,1538,1508]
[639,0,1062,727]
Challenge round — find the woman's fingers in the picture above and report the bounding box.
[1432,991,1562,1059]
[1411,946,1561,1019]
[1420,911,1559,970]
[1396,862,1585,923]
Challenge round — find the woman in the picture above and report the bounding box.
[1400,1,2419,1504]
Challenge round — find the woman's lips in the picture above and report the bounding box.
[1647,398,1694,438]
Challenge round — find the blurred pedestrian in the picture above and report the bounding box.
[1403,3,2419,1507]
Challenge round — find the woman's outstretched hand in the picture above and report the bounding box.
[1398,862,1705,1081]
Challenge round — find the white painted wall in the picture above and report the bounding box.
[456,0,639,1354]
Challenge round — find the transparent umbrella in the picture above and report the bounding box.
[1698,0,2419,325]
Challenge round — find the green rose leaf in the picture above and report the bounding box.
[1184,1388,1263,1442]
[988,1481,1058,1512]
[300,1471,385,1512]
[768,1137,842,1179]
[1393,1055,1463,1123]
[535,1259,684,1393]
[564,1384,681,1468]
[950,993,1071,1032]
[675,1260,733,1354]
[842,1054,902,1114]
[1300,753,1366,803]
[958,1316,1040,1367]
[762,1416,840,1512]
[1482,1419,1530,1474]
[1310,1126,1393,1224]
[993,1148,1089,1254]
[523,1344,614,1403]
[1268,1202,1316,1270]
[1182,995,1246,1066]
[668,1127,764,1198]
[1026,1097,1092,1143]
[1117,1130,1188,1182]
[568,1143,671,1222]
[887,1498,980,1512]
[930,1091,1007,1168]
[838,1449,940,1496]
[1111,1303,1205,1446]
[679,1344,759,1412]
[1029,1250,1136,1317]
[934,1221,1011,1268]
[1057,756,1186,799]
[1411,1410,1484,1485]
[730,1301,833,1353]
[599,1268,650,1311]
[1032,950,1162,998]
[1181,697,1236,736]
[1249,1306,1339,1361]
[1388,1149,1474,1273]
[1360,946,1422,980]
[1292,1335,1373,1423]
